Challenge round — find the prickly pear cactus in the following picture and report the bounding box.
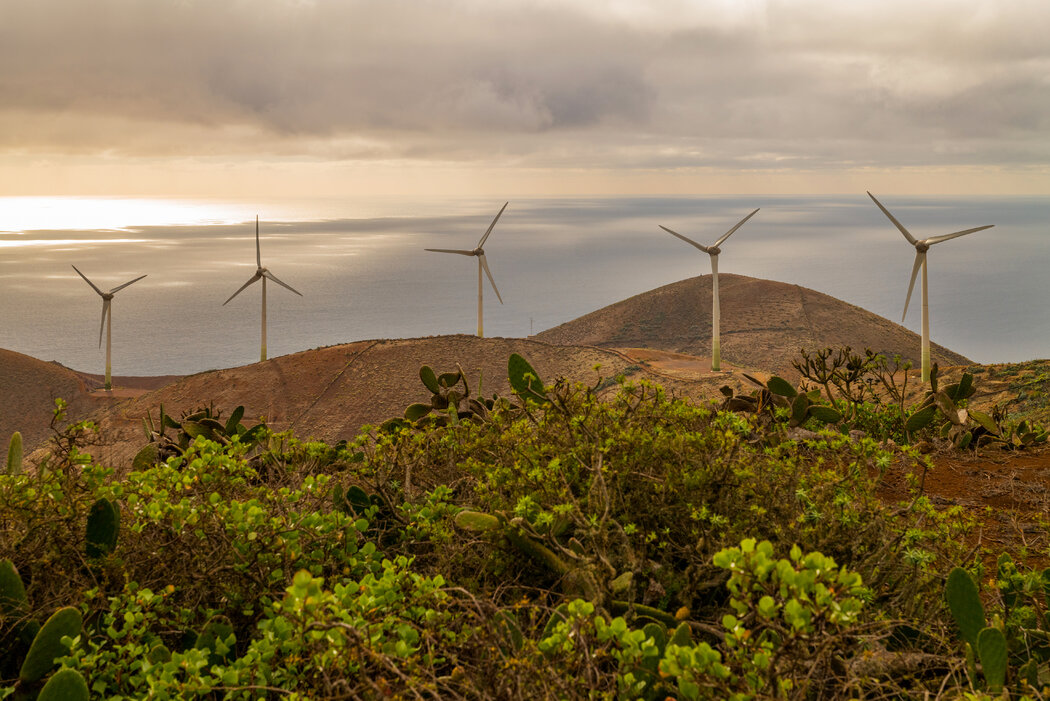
[945,567,985,648]
[0,559,29,630]
[19,606,83,683]
[976,626,1007,692]
[509,353,548,403]
[6,431,22,475]
[86,497,120,558]
[37,668,90,701]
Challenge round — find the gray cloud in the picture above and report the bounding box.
[0,0,1047,173]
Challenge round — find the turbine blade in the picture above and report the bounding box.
[71,265,105,296]
[223,274,261,305]
[868,191,918,245]
[98,298,110,348]
[658,225,709,253]
[424,248,476,256]
[109,274,147,294]
[479,254,503,304]
[263,270,303,297]
[712,208,760,248]
[255,216,262,267]
[477,202,508,248]
[925,225,994,246]
[902,250,924,322]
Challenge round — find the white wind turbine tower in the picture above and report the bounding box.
[223,216,303,362]
[659,208,760,372]
[71,265,147,391]
[425,202,507,338]
[868,191,994,384]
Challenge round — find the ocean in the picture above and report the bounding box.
[0,194,1047,376]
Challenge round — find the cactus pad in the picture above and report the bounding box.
[19,606,83,683]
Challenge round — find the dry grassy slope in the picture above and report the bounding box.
[0,348,99,451]
[83,335,735,471]
[536,273,971,378]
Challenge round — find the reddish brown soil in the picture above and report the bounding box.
[879,445,1050,566]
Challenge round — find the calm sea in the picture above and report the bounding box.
[0,195,1047,376]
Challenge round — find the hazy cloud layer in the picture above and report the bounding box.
[1,0,1048,177]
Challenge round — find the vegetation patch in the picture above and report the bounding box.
[1,350,1049,697]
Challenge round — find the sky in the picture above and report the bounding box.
[1,0,1048,199]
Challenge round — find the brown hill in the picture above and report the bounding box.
[0,349,96,451]
[81,335,745,472]
[535,274,971,378]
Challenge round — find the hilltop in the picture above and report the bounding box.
[536,273,971,377]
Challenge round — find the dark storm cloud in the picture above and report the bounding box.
[0,0,1047,171]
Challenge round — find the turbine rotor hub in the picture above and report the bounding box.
[472,248,483,256]
[102,293,114,300]
[915,242,930,253]
[708,246,721,256]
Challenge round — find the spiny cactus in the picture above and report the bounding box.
[37,668,90,701]
[86,497,120,558]
[508,353,548,404]
[0,559,38,647]
[19,606,83,683]
[904,366,1044,450]
[943,560,1050,694]
[453,509,501,532]
[977,626,1008,692]
[396,364,497,429]
[945,567,984,648]
[721,375,841,428]
[136,404,266,467]
[6,431,22,475]
[0,558,28,620]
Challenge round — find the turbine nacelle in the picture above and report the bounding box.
[71,265,146,388]
[424,202,509,336]
[658,208,760,373]
[223,216,303,361]
[867,192,993,322]
[658,208,759,257]
[867,190,995,384]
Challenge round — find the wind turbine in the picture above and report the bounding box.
[868,191,994,383]
[425,202,507,338]
[71,265,147,391]
[659,208,760,372]
[223,216,302,362]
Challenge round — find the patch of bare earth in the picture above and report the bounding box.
[878,445,1050,567]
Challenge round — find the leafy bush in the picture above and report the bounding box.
[0,355,1032,698]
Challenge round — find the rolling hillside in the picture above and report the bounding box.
[80,336,741,471]
[536,274,971,377]
[0,349,95,451]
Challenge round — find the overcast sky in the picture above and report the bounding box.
[1,0,1047,198]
